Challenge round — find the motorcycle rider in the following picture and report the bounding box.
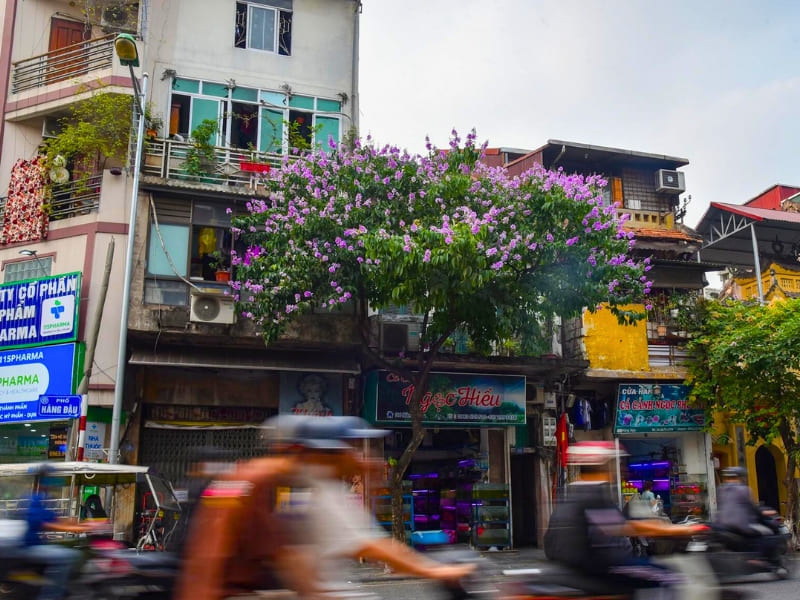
[714,466,782,561]
[175,415,475,600]
[544,441,708,596]
[18,464,97,600]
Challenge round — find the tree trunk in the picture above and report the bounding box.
[389,370,431,542]
[778,419,798,542]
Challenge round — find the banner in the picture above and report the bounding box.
[0,343,80,423]
[368,370,526,426]
[614,383,705,434]
[0,272,81,349]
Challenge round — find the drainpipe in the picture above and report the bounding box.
[351,1,361,134]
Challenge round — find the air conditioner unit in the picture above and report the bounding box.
[99,0,139,32]
[369,318,421,355]
[42,117,64,139]
[655,169,686,194]
[190,291,236,325]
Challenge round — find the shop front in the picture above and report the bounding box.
[127,348,361,498]
[0,273,84,463]
[363,370,526,549]
[613,382,716,520]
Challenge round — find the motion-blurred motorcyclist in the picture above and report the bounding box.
[17,464,97,600]
[714,466,783,561]
[175,415,475,600]
[544,441,708,597]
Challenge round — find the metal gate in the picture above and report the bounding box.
[139,427,263,491]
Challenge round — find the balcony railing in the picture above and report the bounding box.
[141,138,283,192]
[12,34,115,94]
[0,173,103,224]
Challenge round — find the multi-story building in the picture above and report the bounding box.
[694,183,800,515]
[0,0,360,508]
[503,140,724,539]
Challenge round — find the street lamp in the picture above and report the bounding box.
[109,33,148,465]
[18,249,49,277]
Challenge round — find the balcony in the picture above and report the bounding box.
[0,173,103,225]
[11,34,116,95]
[140,138,283,194]
[619,208,674,229]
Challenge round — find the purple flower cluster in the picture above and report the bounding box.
[231,130,651,330]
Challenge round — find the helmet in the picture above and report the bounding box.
[262,415,389,450]
[721,466,746,479]
[566,441,628,466]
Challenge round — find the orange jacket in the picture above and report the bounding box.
[174,457,298,600]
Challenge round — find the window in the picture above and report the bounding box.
[170,78,342,154]
[235,1,292,55]
[145,197,241,305]
[4,257,52,283]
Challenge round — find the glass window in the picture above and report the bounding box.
[236,2,291,55]
[145,198,239,305]
[315,116,340,153]
[144,280,189,306]
[147,224,189,277]
[4,257,52,283]
[173,78,200,93]
[316,98,341,113]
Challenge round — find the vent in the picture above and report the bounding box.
[655,169,686,194]
[190,290,235,325]
[152,197,191,223]
[97,1,139,32]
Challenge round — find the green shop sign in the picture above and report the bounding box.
[613,383,705,434]
[366,370,526,427]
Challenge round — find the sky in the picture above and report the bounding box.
[357,0,800,230]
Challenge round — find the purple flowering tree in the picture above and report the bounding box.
[232,130,651,541]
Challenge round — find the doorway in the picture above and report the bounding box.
[510,453,537,546]
[755,445,780,512]
[48,18,90,84]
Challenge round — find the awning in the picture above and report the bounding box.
[129,347,361,374]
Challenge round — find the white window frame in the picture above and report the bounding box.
[236,1,292,55]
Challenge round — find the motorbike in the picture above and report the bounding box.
[686,510,792,581]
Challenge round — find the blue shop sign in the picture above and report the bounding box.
[0,343,79,423]
[613,383,705,434]
[0,272,81,350]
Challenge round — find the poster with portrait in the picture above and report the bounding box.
[279,372,343,417]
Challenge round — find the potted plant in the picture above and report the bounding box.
[209,249,230,282]
[184,118,219,180]
[144,103,164,140]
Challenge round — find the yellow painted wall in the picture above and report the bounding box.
[583,303,650,371]
[734,262,799,301]
[711,415,791,512]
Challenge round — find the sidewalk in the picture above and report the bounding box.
[345,544,547,583]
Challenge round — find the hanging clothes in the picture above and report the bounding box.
[579,399,593,431]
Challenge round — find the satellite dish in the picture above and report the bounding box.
[49,167,69,184]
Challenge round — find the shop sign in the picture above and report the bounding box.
[48,426,68,459]
[0,343,79,423]
[614,383,705,434]
[370,371,526,426]
[0,272,81,350]
[84,422,106,461]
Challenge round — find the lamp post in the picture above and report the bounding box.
[18,249,48,277]
[109,33,147,465]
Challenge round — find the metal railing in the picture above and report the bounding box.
[12,34,115,94]
[0,173,102,223]
[141,138,283,192]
